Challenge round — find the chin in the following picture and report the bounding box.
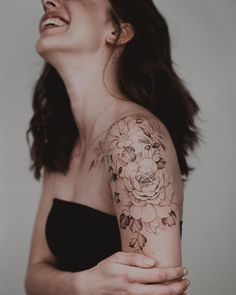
[35,26,72,59]
[35,41,71,66]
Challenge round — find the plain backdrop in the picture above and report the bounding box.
[1,0,236,294]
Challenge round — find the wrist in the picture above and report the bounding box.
[72,269,89,295]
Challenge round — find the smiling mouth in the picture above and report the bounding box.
[41,17,70,33]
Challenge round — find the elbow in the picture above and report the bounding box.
[24,264,40,295]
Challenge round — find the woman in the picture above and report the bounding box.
[24,0,200,294]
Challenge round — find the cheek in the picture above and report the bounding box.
[66,5,107,51]
[67,20,106,52]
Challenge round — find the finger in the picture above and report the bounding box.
[127,279,190,295]
[124,265,187,284]
[111,251,157,268]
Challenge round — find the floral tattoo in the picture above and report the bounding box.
[88,140,107,171]
[90,114,178,253]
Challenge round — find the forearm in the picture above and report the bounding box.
[25,262,80,295]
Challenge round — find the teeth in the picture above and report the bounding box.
[42,17,68,29]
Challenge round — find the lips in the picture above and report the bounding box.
[39,12,70,33]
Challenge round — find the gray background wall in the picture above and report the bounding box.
[1,0,235,294]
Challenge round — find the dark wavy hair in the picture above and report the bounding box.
[26,0,200,181]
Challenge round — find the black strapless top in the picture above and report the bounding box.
[45,197,183,272]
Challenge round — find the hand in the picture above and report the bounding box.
[74,251,190,295]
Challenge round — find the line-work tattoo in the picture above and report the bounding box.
[103,114,178,253]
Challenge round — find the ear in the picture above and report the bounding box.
[106,22,135,46]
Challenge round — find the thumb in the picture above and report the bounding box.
[111,251,157,268]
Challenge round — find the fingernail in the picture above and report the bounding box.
[186,279,190,286]
[144,257,156,265]
[183,268,188,275]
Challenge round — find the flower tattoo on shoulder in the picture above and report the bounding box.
[103,114,178,253]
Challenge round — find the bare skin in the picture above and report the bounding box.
[25,0,190,294]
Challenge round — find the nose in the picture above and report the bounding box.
[41,0,60,11]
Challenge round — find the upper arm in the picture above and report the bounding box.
[104,114,183,267]
[25,169,58,270]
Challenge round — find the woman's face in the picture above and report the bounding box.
[36,0,114,60]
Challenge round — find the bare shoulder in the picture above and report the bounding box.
[104,109,172,143]
[103,111,179,169]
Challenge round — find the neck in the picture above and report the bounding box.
[51,51,127,147]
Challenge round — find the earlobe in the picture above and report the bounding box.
[106,28,119,45]
[106,32,118,45]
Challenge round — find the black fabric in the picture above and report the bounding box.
[45,197,183,272]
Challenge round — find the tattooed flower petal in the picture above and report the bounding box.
[155,205,171,218]
[130,203,156,222]
[130,193,147,206]
[120,147,136,164]
[120,213,127,229]
[129,237,137,248]
[150,216,162,227]
[147,197,161,205]
[159,183,175,206]
[130,219,143,233]
[145,222,159,234]
[157,158,166,169]
[162,213,176,226]
[120,197,132,207]
[110,124,120,137]
[137,233,147,249]
[169,202,178,211]
[130,205,142,219]
[152,149,161,162]
[126,216,131,226]
[124,161,138,176]
[116,178,132,206]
